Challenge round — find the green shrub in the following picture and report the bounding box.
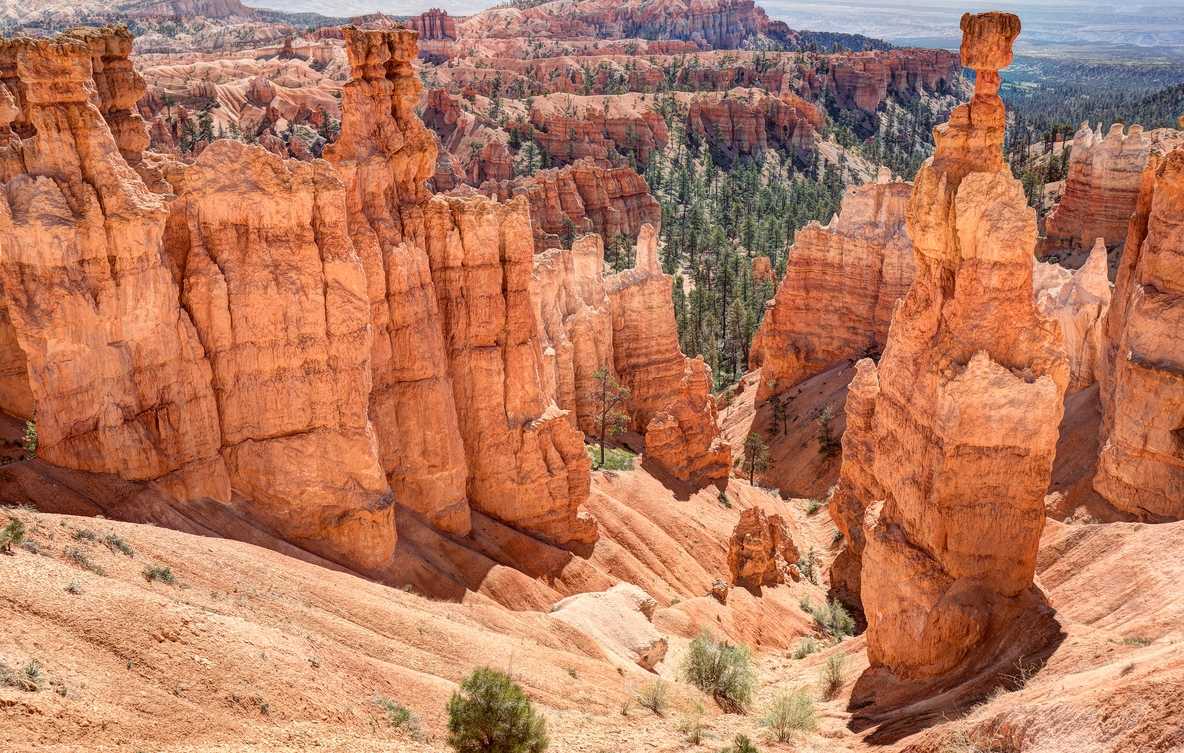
[680,631,758,713]
[66,547,104,576]
[634,678,667,715]
[819,652,848,699]
[74,528,97,542]
[446,667,549,753]
[798,548,819,585]
[805,498,822,515]
[678,698,706,744]
[0,518,26,552]
[809,599,855,639]
[375,696,421,734]
[0,659,40,692]
[587,445,636,471]
[104,534,134,557]
[143,565,175,585]
[723,733,761,753]
[791,637,819,660]
[65,581,82,595]
[1122,636,1153,647]
[758,689,817,742]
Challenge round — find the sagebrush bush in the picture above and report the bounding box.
[819,652,848,699]
[446,667,549,753]
[791,637,819,660]
[680,631,758,713]
[725,733,761,753]
[678,698,706,744]
[809,599,855,639]
[142,565,175,585]
[0,518,25,553]
[633,678,667,715]
[758,689,817,742]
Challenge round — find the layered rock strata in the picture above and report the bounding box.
[323,27,472,535]
[549,583,668,671]
[531,234,615,435]
[1032,238,1112,393]
[687,90,822,164]
[750,168,915,401]
[1094,132,1184,521]
[1043,122,1152,255]
[481,158,661,251]
[424,194,597,545]
[855,13,1070,680]
[606,225,731,481]
[726,507,800,589]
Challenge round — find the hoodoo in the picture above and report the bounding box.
[850,12,1070,683]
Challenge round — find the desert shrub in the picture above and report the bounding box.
[446,667,549,753]
[791,637,819,660]
[0,659,40,692]
[375,696,421,734]
[104,534,134,557]
[66,547,104,576]
[722,733,761,753]
[819,652,848,699]
[832,528,844,544]
[680,631,758,713]
[142,565,175,585]
[938,722,1005,753]
[65,581,82,595]
[634,678,667,715]
[0,518,26,552]
[1122,636,1153,647]
[805,498,822,515]
[73,528,97,542]
[758,689,817,742]
[678,698,706,744]
[797,548,819,585]
[809,599,855,639]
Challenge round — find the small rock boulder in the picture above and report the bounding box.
[727,507,801,589]
[549,583,668,671]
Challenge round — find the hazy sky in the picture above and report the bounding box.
[250,0,1184,50]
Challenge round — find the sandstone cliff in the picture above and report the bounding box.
[750,168,915,402]
[606,225,731,481]
[1043,122,1152,256]
[480,157,661,251]
[686,90,822,164]
[323,27,472,535]
[531,234,616,435]
[164,139,396,568]
[424,194,597,545]
[1094,132,1184,521]
[853,13,1070,682]
[0,34,227,504]
[727,506,800,589]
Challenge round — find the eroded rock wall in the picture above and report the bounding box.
[1043,122,1152,255]
[323,27,472,535]
[686,90,822,164]
[855,13,1069,680]
[750,168,915,402]
[424,194,597,545]
[606,224,731,481]
[1094,134,1184,521]
[1032,239,1112,393]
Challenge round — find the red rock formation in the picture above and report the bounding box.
[750,169,915,402]
[423,194,597,545]
[60,26,150,165]
[323,27,472,535]
[529,99,668,168]
[855,13,1069,681]
[607,225,731,481]
[828,48,962,113]
[1094,132,1184,521]
[0,276,34,420]
[1032,239,1112,393]
[727,506,800,589]
[481,157,661,251]
[531,234,616,435]
[0,34,227,503]
[1043,123,1152,255]
[407,9,458,60]
[750,255,776,282]
[829,357,881,607]
[164,139,396,569]
[687,90,822,163]
[422,88,511,187]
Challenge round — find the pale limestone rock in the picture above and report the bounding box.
[1033,239,1112,392]
[549,583,668,671]
[1043,122,1152,254]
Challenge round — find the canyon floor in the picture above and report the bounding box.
[3,461,1182,752]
